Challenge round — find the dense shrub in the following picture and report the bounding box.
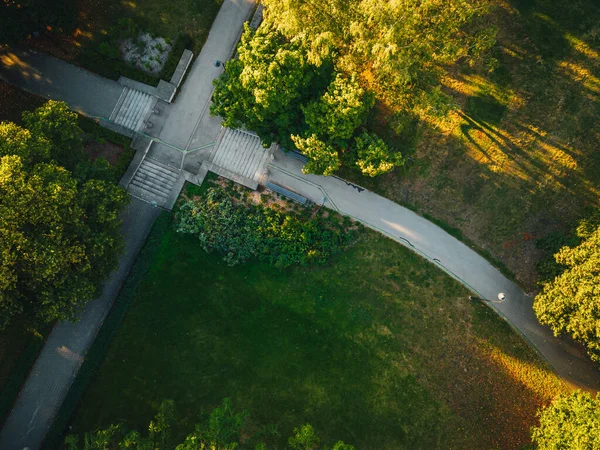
[176,186,357,267]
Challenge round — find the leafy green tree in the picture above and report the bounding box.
[353,131,404,177]
[291,134,341,176]
[211,23,317,148]
[0,103,129,328]
[531,391,600,449]
[66,399,354,449]
[176,184,355,267]
[262,0,496,114]
[302,74,373,147]
[331,442,354,450]
[63,401,175,450]
[0,121,50,165]
[533,222,600,362]
[177,398,247,450]
[288,424,320,450]
[22,100,87,172]
[0,155,128,327]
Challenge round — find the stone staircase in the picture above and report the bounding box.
[109,87,157,132]
[128,157,180,207]
[208,128,271,186]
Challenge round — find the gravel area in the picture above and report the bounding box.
[120,33,172,75]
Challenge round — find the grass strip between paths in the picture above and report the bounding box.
[42,213,171,450]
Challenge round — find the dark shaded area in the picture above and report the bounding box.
[464,94,507,126]
[0,0,77,44]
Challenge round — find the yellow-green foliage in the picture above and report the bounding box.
[534,222,600,361]
[532,391,600,449]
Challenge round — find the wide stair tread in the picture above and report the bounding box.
[143,158,180,178]
[112,89,154,131]
[129,177,171,200]
[133,168,176,191]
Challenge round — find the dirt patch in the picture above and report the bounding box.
[0,80,46,124]
[83,140,126,166]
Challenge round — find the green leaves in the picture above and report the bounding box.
[288,424,320,450]
[302,74,372,147]
[67,398,354,449]
[211,24,315,148]
[176,184,355,267]
[353,131,404,177]
[291,134,341,176]
[533,223,600,362]
[0,101,128,328]
[531,391,600,449]
[263,0,496,111]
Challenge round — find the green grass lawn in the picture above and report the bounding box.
[350,0,600,290]
[68,183,566,449]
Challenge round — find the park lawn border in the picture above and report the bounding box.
[41,213,172,450]
[336,168,521,287]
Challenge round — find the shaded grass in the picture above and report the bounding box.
[77,116,135,182]
[0,318,50,426]
[65,193,565,449]
[0,80,45,124]
[26,0,222,84]
[353,0,600,290]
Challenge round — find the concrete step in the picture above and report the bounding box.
[126,156,182,208]
[143,158,180,180]
[136,160,179,183]
[203,161,258,190]
[111,88,155,132]
[109,87,129,121]
[134,167,177,191]
[129,176,170,200]
[128,183,167,205]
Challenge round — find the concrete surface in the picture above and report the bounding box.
[0,49,124,119]
[155,0,255,152]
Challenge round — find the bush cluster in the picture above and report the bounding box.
[176,186,357,267]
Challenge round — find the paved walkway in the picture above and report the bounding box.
[0,198,160,450]
[266,151,600,392]
[0,49,124,118]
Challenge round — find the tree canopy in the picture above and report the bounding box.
[531,391,600,449]
[211,23,318,149]
[211,25,403,177]
[533,219,600,362]
[0,101,128,328]
[64,398,354,450]
[262,0,497,114]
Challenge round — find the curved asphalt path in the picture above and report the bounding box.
[267,153,600,393]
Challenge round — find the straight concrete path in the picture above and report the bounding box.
[267,150,600,393]
[0,198,160,450]
[0,49,124,118]
[156,0,255,152]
